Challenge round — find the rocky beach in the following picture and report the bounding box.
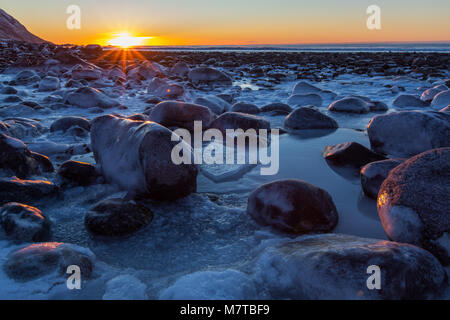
[0,9,449,300]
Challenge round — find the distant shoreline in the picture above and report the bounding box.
[104,42,450,53]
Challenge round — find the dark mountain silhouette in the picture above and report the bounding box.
[0,8,47,43]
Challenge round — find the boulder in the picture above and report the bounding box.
[57,160,99,186]
[421,85,448,102]
[85,198,153,236]
[150,101,214,130]
[210,112,270,134]
[0,177,58,206]
[329,97,370,114]
[170,61,190,77]
[147,78,184,99]
[91,115,197,201]
[323,142,386,168]
[12,70,40,85]
[188,67,232,86]
[360,159,404,199]
[231,102,260,114]
[0,202,50,242]
[378,148,450,265]
[284,107,338,130]
[0,133,41,178]
[247,179,338,234]
[367,111,450,157]
[292,81,322,95]
[38,76,60,92]
[287,94,322,107]
[261,103,292,115]
[194,95,230,114]
[71,69,102,81]
[393,95,428,108]
[431,89,450,110]
[3,242,95,281]
[65,87,119,109]
[50,116,90,133]
[254,234,447,299]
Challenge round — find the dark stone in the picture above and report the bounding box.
[85,198,153,236]
[247,179,338,234]
[323,142,386,168]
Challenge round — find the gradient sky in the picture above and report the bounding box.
[1,0,449,45]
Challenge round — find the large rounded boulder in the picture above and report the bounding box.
[0,202,51,242]
[150,101,214,130]
[247,179,338,234]
[378,148,450,265]
[0,177,59,206]
[90,115,198,201]
[254,234,447,299]
[65,87,119,109]
[147,78,184,99]
[284,107,338,130]
[85,198,153,236]
[323,142,386,168]
[3,242,95,281]
[329,97,370,114]
[210,112,270,135]
[367,111,450,157]
[188,67,232,86]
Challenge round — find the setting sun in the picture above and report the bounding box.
[107,32,152,48]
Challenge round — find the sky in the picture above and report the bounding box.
[1,0,449,45]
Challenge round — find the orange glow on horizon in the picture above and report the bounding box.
[107,31,152,48]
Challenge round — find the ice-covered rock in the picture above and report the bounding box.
[85,198,153,236]
[57,160,99,186]
[0,86,18,94]
[1,118,45,140]
[210,112,270,134]
[71,69,102,81]
[188,67,232,86]
[360,159,404,199]
[127,64,163,81]
[393,94,428,108]
[287,94,322,107]
[103,275,148,300]
[254,233,447,299]
[170,61,190,78]
[378,148,450,265]
[284,107,338,130]
[38,76,60,92]
[0,202,50,242]
[91,115,198,201]
[11,70,40,85]
[0,133,45,178]
[3,242,95,281]
[292,81,322,95]
[323,142,386,168]
[431,89,450,110]
[159,270,257,300]
[194,95,230,114]
[329,97,370,114]
[261,102,292,115]
[50,116,90,133]
[231,102,260,114]
[147,78,184,99]
[440,106,450,112]
[367,111,450,157]
[247,179,338,234]
[65,87,119,109]
[421,85,448,102]
[0,177,58,206]
[150,101,214,131]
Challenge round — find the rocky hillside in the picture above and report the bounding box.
[0,8,47,43]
